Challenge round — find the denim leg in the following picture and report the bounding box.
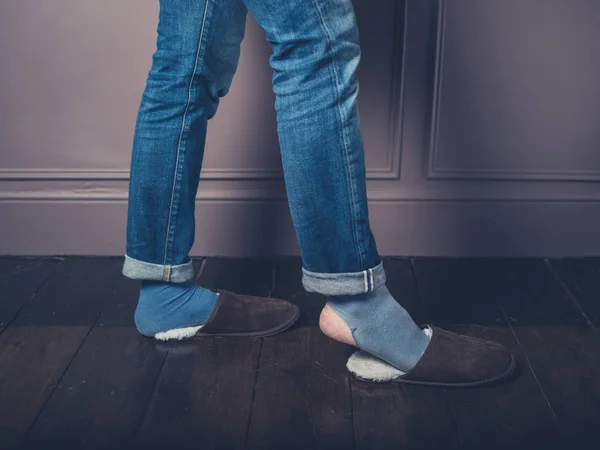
[242,0,385,295]
[123,0,248,282]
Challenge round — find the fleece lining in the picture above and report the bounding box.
[347,327,433,382]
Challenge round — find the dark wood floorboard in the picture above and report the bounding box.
[2,256,599,450]
[246,326,354,450]
[196,257,273,297]
[548,257,600,328]
[352,258,461,450]
[412,259,562,450]
[498,259,600,449]
[499,259,587,326]
[23,266,168,450]
[134,337,261,450]
[246,259,354,450]
[134,258,269,450]
[0,257,124,449]
[24,327,167,450]
[412,258,508,326]
[0,257,62,334]
[11,257,125,327]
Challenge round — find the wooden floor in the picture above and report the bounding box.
[1,256,600,450]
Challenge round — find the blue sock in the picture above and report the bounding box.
[327,283,431,372]
[134,279,219,339]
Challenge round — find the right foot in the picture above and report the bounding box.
[134,283,300,341]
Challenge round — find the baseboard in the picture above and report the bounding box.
[2,199,599,257]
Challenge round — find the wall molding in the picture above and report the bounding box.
[0,168,283,181]
[426,0,600,183]
[3,185,600,203]
[0,4,408,184]
[381,0,408,181]
[0,164,400,182]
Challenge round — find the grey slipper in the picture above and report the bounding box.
[347,325,516,388]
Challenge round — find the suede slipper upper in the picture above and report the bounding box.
[191,289,300,338]
[347,325,516,388]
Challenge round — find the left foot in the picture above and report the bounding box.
[345,325,516,387]
[320,284,432,372]
[319,284,516,387]
[319,303,356,346]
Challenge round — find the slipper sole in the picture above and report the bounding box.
[347,349,517,388]
[153,305,300,341]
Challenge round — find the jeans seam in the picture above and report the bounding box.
[301,260,385,295]
[312,0,364,269]
[163,0,212,266]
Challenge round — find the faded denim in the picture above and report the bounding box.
[123,0,387,296]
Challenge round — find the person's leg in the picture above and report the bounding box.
[240,0,431,372]
[123,0,248,338]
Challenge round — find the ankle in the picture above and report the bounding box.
[134,280,219,338]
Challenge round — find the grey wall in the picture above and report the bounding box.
[2,0,600,257]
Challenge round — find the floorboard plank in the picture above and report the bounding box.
[246,262,354,450]
[24,327,167,450]
[549,258,600,328]
[3,256,597,450]
[411,258,506,326]
[246,327,354,450]
[499,259,600,449]
[0,257,124,449]
[0,257,61,334]
[12,257,124,327]
[0,325,91,449]
[196,257,273,297]
[134,338,261,450]
[412,258,563,450]
[500,259,586,326]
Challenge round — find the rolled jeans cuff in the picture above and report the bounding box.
[122,254,195,283]
[301,259,386,296]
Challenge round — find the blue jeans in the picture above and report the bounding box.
[122,0,387,296]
